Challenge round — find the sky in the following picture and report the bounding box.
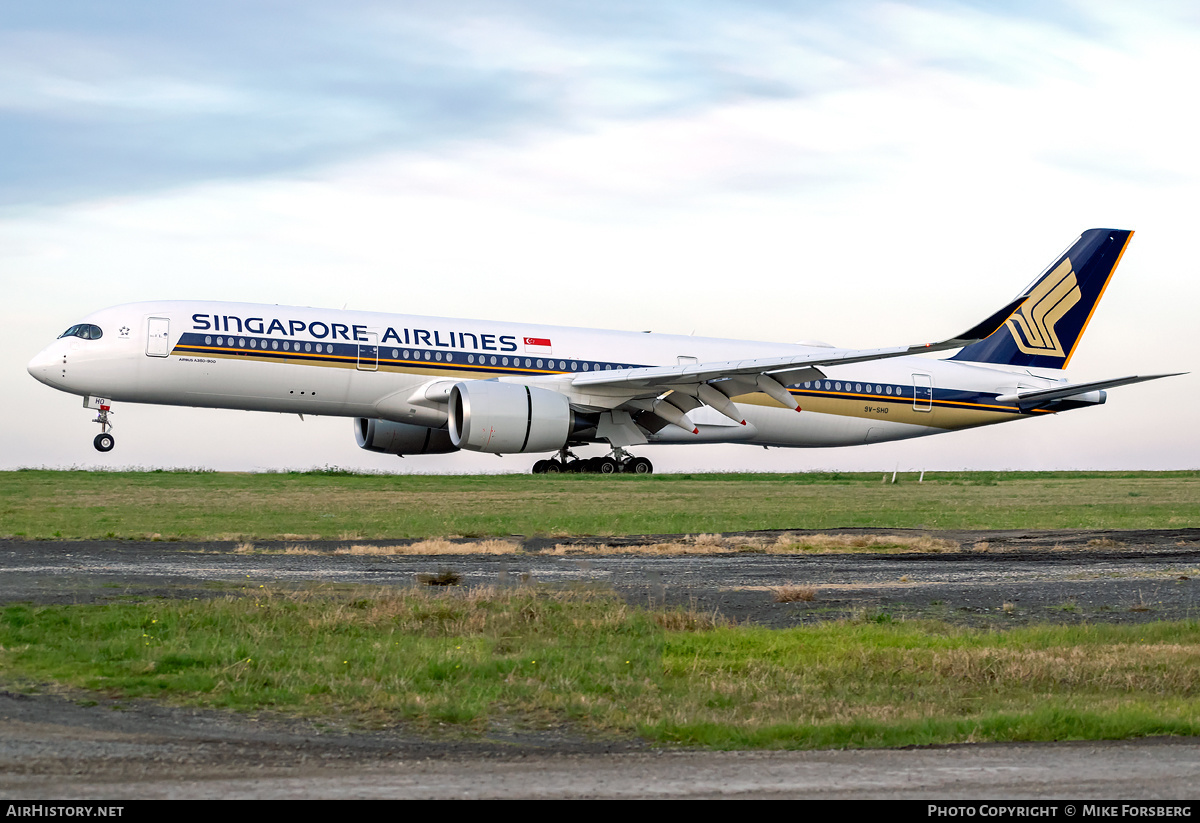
[2,0,1196,474]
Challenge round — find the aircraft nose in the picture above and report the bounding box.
[26,346,60,387]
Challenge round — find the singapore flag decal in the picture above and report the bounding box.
[523,336,552,355]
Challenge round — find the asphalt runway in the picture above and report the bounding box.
[2,529,1198,798]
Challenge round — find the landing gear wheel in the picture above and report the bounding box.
[543,460,562,473]
[90,401,115,452]
[626,456,653,475]
[532,460,549,475]
[597,457,618,474]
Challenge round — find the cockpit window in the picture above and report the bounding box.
[58,324,103,340]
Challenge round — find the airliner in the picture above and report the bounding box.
[26,228,1179,474]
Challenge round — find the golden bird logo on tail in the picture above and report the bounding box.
[1005,258,1081,357]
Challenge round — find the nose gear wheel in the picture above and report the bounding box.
[91,402,115,452]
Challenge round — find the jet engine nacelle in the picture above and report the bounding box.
[354,418,458,456]
[449,380,571,454]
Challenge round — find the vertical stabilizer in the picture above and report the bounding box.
[950,228,1133,369]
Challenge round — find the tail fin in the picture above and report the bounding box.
[950,228,1133,369]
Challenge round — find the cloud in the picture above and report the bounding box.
[8,1,1187,210]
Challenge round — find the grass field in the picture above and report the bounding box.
[2,583,1197,749]
[2,469,1199,540]
[4,468,1198,750]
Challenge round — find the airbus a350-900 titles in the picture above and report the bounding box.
[27,229,1180,474]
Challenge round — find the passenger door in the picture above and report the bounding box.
[912,373,932,412]
[356,331,379,371]
[146,317,170,357]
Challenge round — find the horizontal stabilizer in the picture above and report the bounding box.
[996,373,1184,408]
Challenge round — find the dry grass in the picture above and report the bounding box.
[772,585,817,603]
[258,532,963,557]
[272,540,522,555]
[551,532,960,556]
[550,538,737,556]
[766,533,959,554]
[209,531,1162,559]
[337,539,521,555]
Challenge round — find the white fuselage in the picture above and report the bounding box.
[28,300,1068,453]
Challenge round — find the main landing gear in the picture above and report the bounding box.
[531,446,653,475]
[92,402,115,452]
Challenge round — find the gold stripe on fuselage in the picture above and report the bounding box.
[731,390,1028,430]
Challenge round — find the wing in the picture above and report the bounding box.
[563,295,1027,431]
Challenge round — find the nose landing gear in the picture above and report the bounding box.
[89,399,114,452]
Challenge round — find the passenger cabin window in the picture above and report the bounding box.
[59,324,103,340]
